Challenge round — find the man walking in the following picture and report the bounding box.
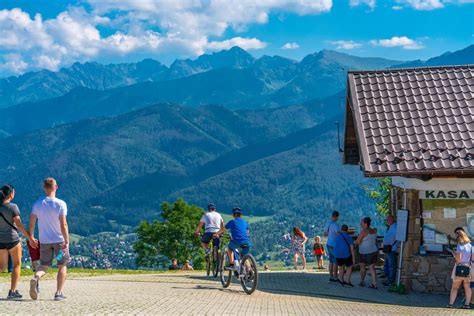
[382,215,398,287]
[324,210,340,283]
[29,178,70,301]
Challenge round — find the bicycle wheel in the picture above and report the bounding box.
[240,254,258,295]
[206,254,211,276]
[220,250,232,288]
[212,246,220,277]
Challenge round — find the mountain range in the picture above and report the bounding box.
[1,44,472,239]
[393,44,474,68]
[0,47,402,136]
[0,47,404,109]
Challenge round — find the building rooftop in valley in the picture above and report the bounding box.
[344,64,474,177]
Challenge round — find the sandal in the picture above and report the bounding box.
[446,304,454,308]
[346,282,354,287]
[368,284,378,289]
[359,282,366,287]
[461,305,470,309]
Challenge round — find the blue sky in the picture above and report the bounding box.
[0,0,472,76]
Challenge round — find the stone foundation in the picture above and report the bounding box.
[406,255,454,293]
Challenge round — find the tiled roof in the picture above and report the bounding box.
[345,65,474,177]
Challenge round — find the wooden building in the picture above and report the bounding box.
[343,65,474,292]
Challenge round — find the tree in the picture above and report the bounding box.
[364,177,392,217]
[134,199,205,269]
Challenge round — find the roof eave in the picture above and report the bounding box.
[347,74,372,172]
[364,169,474,178]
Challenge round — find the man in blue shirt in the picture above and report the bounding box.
[383,215,398,286]
[324,210,340,283]
[334,224,355,286]
[221,207,251,267]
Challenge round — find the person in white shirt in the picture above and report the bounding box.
[194,203,224,256]
[448,229,473,309]
[29,178,70,301]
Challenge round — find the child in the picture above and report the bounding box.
[218,207,252,268]
[313,236,325,269]
[27,240,41,272]
[334,224,356,287]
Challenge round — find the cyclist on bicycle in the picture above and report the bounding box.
[221,207,252,268]
[194,203,224,257]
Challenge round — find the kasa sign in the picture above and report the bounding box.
[421,190,474,199]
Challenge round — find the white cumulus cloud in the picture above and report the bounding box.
[402,0,444,10]
[396,0,473,10]
[281,42,300,49]
[370,36,424,50]
[330,40,362,49]
[0,1,334,75]
[207,37,267,51]
[0,54,29,74]
[349,0,376,9]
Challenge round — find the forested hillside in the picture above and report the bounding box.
[1,45,472,268]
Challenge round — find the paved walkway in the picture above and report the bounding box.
[0,271,469,315]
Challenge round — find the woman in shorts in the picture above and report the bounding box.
[355,217,378,289]
[447,229,472,309]
[0,184,37,299]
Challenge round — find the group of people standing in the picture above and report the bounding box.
[168,258,194,271]
[323,210,399,289]
[0,178,70,301]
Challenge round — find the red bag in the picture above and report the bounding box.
[27,240,41,262]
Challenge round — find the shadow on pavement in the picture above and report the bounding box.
[188,271,449,309]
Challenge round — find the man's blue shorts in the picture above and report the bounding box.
[228,240,252,256]
[326,245,336,264]
[201,232,220,248]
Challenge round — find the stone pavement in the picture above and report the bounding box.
[0,270,470,315]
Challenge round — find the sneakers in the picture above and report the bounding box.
[329,277,338,283]
[7,290,22,300]
[30,277,39,300]
[54,292,67,301]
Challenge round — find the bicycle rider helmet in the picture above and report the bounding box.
[208,203,216,210]
[232,207,242,215]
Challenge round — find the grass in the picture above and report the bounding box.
[221,214,271,224]
[0,268,166,280]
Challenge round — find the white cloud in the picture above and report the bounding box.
[0,54,29,74]
[370,36,424,50]
[34,55,61,70]
[349,0,376,9]
[396,0,474,10]
[281,42,300,49]
[330,40,362,49]
[0,1,334,75]
[207,37,267,51]
[402,0,444,10]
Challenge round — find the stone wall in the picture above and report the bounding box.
[408,255,454,293]
[392,187,455,293]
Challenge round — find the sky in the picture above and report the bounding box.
[0,0,473,76]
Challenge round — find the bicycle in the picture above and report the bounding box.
[220,245,258,295]
[205,236,221,277]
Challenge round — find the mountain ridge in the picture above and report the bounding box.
[0,46,403,109]
[392,44,474,68]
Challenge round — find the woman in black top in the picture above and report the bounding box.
[0,184,37,300]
